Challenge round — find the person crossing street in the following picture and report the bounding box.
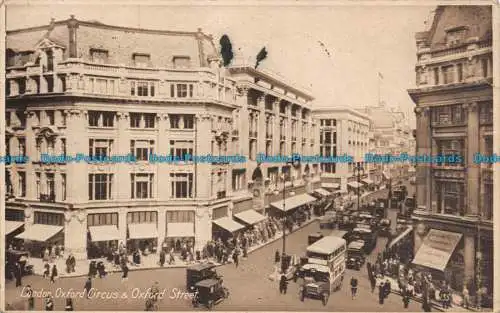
[350,276,358,299]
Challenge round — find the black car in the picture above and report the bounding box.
[308,233,324,245]
[191,278,229,310]
[186,263,217,291]
[378,218,391,236]
[346,240,366,270]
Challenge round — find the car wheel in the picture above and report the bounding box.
[321,293,329,306]
[207,300,214,310]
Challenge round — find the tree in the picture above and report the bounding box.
[219,35,233,67]
[255,47,268,69]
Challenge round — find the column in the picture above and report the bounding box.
[465,102,480,216]
[157,114,169,201]
[25,111,37,199]
[463,233,475,287]
[257,96,266,154]
[64,212,87,260]
[157,209,166,252]
[195,114,212,199]
[116,112,129,200]
[430,138,439,213]
[118,210,127,246]
[194,205,211,252]
[273,100,280,155]
[238,88,250,157]
[65,110,88,203]
[414,107,431,211]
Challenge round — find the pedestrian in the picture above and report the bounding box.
[169,248,175,265]
[65,298,74,311]
[402,289,410,309]
[26,285,35,310]
[233,249,239,268]
[279,274,288,294]
[378,282,385,305]
[45,294,54,311]
[350,276,358,299]
[122,264,129,281]
[50,265,58,283]
[66,256,72,274]
[43,263,50,279]
[384,279,391,299]
[15,262,22,287]
[84,277,92,299]
[462,286,470,309]
[159,250,166,267]
[275,251,281,264]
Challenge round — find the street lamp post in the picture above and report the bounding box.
[353,162,365,211]
[273,160,297,269]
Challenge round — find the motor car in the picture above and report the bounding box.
[346,240,366,270]
[191,278,229,310]
[319,211,337,229]
[186,263,218,291]
[308,233,324,245]
[5,250,33,278]
[350,227,377,253]
[377,218,391,236]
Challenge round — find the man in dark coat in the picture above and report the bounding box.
[15,263,22,287]
[402,288,410,308]
[45,295,54,311]
[84,277,92,299]
[384,279,391,299]
[350,276,358,299]
[50,265,58,283]
[65,298,74,311]
[378,282,385,305]
[279,274,288,294]
[159,250,166,267]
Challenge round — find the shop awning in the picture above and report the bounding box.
[388,226,413,249]
[6,221,24,235]
[234,210,267,225]
[361,178,374,185]
[412,229,463,272]
[166,223,194,237]
[88,225,121,242]
[270,194,317,212]
[15,224,63,241]
[128,223,158,240]
[313,188,331,197]
[321,183,340,189]
[347,182,362,189]
[213,217,245,233]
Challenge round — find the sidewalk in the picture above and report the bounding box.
[377,276,486,313]
[25,216,319,279]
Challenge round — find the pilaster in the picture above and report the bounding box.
[118,210,127,247]
[463,234,475,286]
[116,112,130,200]
[157,209,166,252]
[273,100,280,155]
[414,106,431,211]
[25,111,37,199]
[465,102,479,217]
[64,210,87,260]
[157,114,169,201]
[195,114,212,199]
[65,109,88,203]
[257,96,266,153]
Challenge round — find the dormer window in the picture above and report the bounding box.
[133,53,150,67]
[90,49,109,64]
[173,56,191,69]
[445,26,468,46]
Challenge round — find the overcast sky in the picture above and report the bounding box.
[6,3,436,127]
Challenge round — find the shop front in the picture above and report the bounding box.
[412,229,464,290]
[126,211,158,254]
[15,211,64,259]
[86,213,121,259]
[164,211,195,254]
[212,217,245,243]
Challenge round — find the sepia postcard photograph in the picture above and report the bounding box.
[1,0,498,312]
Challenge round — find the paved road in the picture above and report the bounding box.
[5,219,423,311]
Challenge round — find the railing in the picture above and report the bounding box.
[430,46,467,58]
[40,193,56,203]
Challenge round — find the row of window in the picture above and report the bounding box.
[90,49,191,69]
[88,111,195,129]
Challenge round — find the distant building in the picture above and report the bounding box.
[313,107,371,193]
[408,6,493,299]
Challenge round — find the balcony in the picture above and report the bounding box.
[280,135,286,141]
[249,131,257,138]
[231,129,239,136]
[39,193,56,203]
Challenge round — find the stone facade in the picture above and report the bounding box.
[5,17,320,260]
[407,6,493,296]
